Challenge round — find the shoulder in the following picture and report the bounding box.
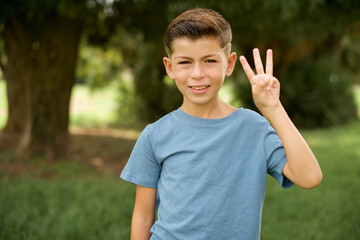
[146,110,177,132]
[238,108,270,127]
[143,109,181,142]
[227,108,275,141]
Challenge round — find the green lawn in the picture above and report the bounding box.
[0,176,135,240]
[261,121,360,239]
[1,121,360,239]
[0,82,121,129]
[69,84,119,128]
[355,84,360,116]
[1,81,360,239]
[0,80,7,129]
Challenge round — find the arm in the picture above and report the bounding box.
[239,48,322,189]
[131,185,157,240]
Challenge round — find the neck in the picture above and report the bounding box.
[180,98,236,119]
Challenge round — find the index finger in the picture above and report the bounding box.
[239,56,255,82]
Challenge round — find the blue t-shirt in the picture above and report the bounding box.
[121,108,293,240]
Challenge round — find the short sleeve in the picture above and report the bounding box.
[264,123,294,189]
[120,125,160,188]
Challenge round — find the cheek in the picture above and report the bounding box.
[211,66,227,81]
[174,79,188,95]
[173,68,190,82]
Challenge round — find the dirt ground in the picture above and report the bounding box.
[0,127,139,179]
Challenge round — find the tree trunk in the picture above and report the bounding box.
[3,16,82,159]
[2,18,32,135]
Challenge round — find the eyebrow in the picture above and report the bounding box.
[174,54,220,60]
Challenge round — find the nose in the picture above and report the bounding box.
[191,63,205,80]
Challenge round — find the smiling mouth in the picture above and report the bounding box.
[189,85,210,90]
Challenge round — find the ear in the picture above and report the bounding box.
[163,57,175,79]
[225,52,237,77]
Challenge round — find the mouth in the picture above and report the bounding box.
[188,85,210,94]
[189,85,210,90]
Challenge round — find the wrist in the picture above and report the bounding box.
[258,100,283,115]
[259,103,287,126]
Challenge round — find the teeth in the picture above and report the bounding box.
[191,86,208,90]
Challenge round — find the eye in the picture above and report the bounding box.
[205,59,217,63]
[178,61,191,65]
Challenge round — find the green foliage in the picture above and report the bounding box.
[1,0,360,127]
[115,72,140,126]
[280,54,358,127]
[0,0,103,35]
[69,81,140,128]
[217,0,360,128]
[76,42,123,88]
[235,53,358,128]
[341,33,360,79]
[122,37,182,122]
[75,37,142,126]
[120,0,360,125]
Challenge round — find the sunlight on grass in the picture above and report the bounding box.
[69,84,118,128]
[0,82,122,130]
[355,85,360,117]
[70,126,140,141]
[1,81,360,130]
[0,80,7,129]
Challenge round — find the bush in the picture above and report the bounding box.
[281,54,358,128]
[235,54,358,128]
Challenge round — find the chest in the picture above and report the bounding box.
[153,126,267,187]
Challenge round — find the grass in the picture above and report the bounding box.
[0,121,359,239]
[0,82,359,129]
[69,84,119,128]
[0,81,123,129]
[0,176,135,240]
[0,81,360,239]
[0,80,7,129]
[355,84,360,116]
[261,121,360,239]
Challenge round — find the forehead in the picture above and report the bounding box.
[171,36,224,58]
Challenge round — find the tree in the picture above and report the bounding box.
[4,16,81,158]
[112,0,183,121]
[1,0,359,161]
[0,0,120,159]
[129,0,360,127]
[223,0,360,127]
[115,0,360,126]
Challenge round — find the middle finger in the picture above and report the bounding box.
[253,48,264,74]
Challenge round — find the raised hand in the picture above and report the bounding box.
[240,49,322,189]
[239,48,281,112]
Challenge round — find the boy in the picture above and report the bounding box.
[121,8,322,240]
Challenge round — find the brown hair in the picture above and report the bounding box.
[164,8,232,57]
